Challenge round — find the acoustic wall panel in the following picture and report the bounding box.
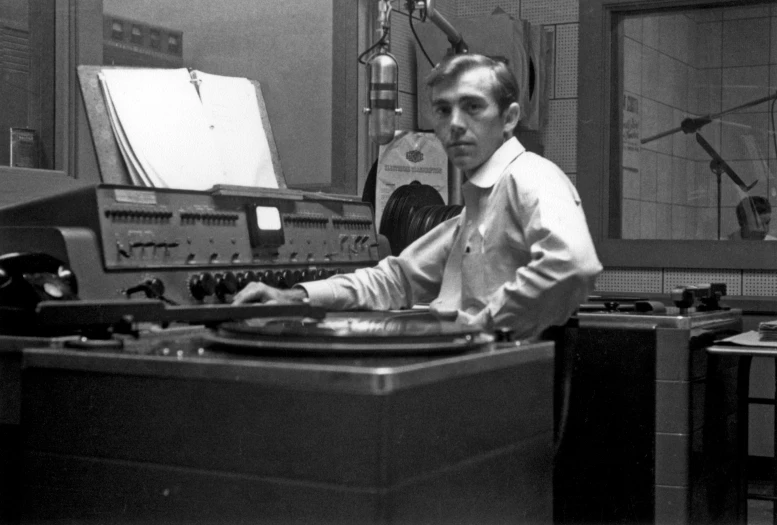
[595,267,664,294]
[742,270,777,296]
[543,98,576,173]
[663,268,742,295]
[520,0,578,25]
[555,23,578,99]
[458,1,520,18]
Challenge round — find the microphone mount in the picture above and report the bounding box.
[695,133,757,194]
[413,0,468,55]
[641,89,777,145]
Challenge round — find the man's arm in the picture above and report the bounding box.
[297,216,459,311]
[233,216,459,311]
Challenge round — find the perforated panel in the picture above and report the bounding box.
[390,12,418,95]
[743,270,777,296]
[429,0,455,19]
[663,268,742,295]
[596,268,663,293]
[520,0,578,25]
[398,90,418,131]
[458,1,520,18]
[542,25,556,100]
[542,99,576,173]
[554,23,578,99]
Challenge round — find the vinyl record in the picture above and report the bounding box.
[379,182,444,255]
[402,204,464,248]
[205,313,493,355]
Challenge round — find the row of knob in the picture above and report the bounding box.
[188,268,341,301]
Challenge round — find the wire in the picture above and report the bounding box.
[401,0,434,67]
[771,96,777,179]
[409,10,434,67]
[357,26,390,65]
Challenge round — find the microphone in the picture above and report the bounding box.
[365,50,401,145]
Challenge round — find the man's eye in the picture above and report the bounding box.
[433,106,450,117]
[465,102,482,113]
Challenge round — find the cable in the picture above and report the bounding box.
[771,96,777,177]
[357,27,390,65]
[409,11,434,67]
[401,0,435,67]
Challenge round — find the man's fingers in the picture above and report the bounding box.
[232,282,270,305]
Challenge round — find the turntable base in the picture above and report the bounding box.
[18,322,554,524]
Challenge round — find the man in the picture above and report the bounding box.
[234,53,602,339]
[727,195,777,240]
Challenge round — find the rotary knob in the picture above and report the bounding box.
[277,270,294,288]
[237,270,257,289]
[260,270,278,287]
[145,277,165,298]
[215,272,238,299]
[188,272,216,300]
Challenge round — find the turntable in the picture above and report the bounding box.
[206,312,492,355]
[16,309,555,524]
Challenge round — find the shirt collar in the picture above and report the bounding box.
[466,137,525,188]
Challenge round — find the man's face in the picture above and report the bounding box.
[429,67,518,174]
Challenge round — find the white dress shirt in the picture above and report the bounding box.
[300,137,602,339]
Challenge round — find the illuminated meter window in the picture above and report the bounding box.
[256,206,281,230]
[247,205,285,248]
[111,20,124,40]
[149,29,161,50]
[130,25,144,45]
[167,35,181,55]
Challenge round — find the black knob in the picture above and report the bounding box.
[315,268,327,280]
[603,301,619,312]
[145,278,165,298]
[237,270,257,289]
[189,272,216,300]
[215,272,238,298]
[278,270,295,288]
[260,270,278,287]
[494,328,514,343]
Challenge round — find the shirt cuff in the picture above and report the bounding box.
[295,280,337,308]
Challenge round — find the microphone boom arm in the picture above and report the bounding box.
[641,89,777,145]
[418,0,468,54]
[695,133,757,193]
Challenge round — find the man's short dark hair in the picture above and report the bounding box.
[736,195,772,227]
[425,53,519,114]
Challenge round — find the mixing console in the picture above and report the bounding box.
[0,184,385,306]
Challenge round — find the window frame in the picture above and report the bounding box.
[578,0,777,269]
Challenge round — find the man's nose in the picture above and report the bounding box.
[449,107,466,132]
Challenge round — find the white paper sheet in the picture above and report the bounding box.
[195,71,278,189]
[99,68,226,191]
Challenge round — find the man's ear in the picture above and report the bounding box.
[502,102,521,135]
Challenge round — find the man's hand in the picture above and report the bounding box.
[232,282,308,305]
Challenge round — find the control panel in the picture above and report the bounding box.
[0,184,384,305]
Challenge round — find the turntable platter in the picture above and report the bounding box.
[205,313,493,355]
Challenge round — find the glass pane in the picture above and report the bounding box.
[0,1,53,169]
[101,1,334,190]
[615,3,776,241]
